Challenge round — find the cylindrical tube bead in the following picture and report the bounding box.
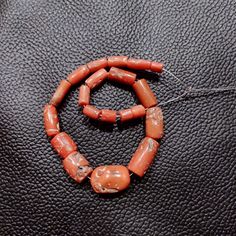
[127,58,151,70]
[78,85,90,106]
[119,108,133,122]
[43,104,60,137]
[67,65,90,85]
[146,107,164,139]
[50,80,71,107]
[83,105,101,120]
[63,151,93,183]
[150,62,164,73]
[87,58,108,73]
[51,132,77,159]
[108,67,136,85]
[107,56,128,67]
[100,110,117,123]
[85,68,108,89]
[128,137,159,177]
[133,79,157,108]
[131,105,146,119]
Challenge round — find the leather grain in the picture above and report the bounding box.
[0,0,236,235]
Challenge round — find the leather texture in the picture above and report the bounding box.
[0,0,236,235]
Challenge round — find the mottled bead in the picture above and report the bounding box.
[108,67,136,85]
[51,132,77,159]
[133,79,157,108]
[131,105,146,119]
[146,107,164,139]
[50,80,71,107]
[85,68,108,89]
[107,56,128,67]
[78,85,90,106]
[43,104,60,137]
[150,62,164,73]
[127,58,151,70]
[63,151,93,183]
[128,137,159,177]
[83,105,101,120]
[87,58,108,73]
[67,65,90,85]
[90,165,130,193]
[119,108,133,122]
[100,110,117,123]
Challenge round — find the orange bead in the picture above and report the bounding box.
[133,79,157,108]
[131,105,146,119]
[87,58,108,73]
[90,165,130,193]
[85,68,108,89]
[128,137,159,177]
[63,151,93,183]
[107,56,128,67]
[150,62,164,73]
[83,105,101,120]
[43,104,60,137]
[146,107,164,139]
[119,108,133,122]
[50,80,71,107]
[108,67,136,85]
[78,85,90,106]
[51,132,77,159]
[100,109,117,123]
[67,65,90,85]
[127,58,151,70]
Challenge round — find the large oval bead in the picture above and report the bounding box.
[90,165,130,194]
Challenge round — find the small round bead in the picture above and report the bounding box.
[127,58,151,70]
[67,65,90,85]
[83,105,101,120]
[107,56,128,67]
[78,85,90,106]
[150,62,164,73]
[128,137,160,177]
[119,108,133,122]
[85,68,108,89]
[63,151,93,183]
[108,67,136,85]
[100,110,117,123]
[50,80,71,107]
[146,107,164,139]
[133,79,157,108]
[51,132,77,159]
[43,104,60,137]
[131,105,146,119]
[90,165,130,194]
[87,58,108,73]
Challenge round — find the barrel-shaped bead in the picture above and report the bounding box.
[108,67,136,85]
[90,165,130,193]
[119,108,133,122]
[133,79,157,108]
[131,105,146,119]
[150,62,164,73]
[78,85,90,106]
[67,65,90,85]
[107,56,128,67]
[83,105,101,120]
[85,68,108,89]
[63,151,93,183]
[146,107,164,139]
[128,137,159,177]
[43,104,60,137]
[100,110,116,123]
[51,132,77,159]
[50,80,71,107]
[127,58,151,70]
[87,58,108,73]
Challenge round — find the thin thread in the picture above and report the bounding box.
[163,68,187,87]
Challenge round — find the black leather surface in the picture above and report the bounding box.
[1,0,236,235]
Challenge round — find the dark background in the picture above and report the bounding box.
[0,0,236,235]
